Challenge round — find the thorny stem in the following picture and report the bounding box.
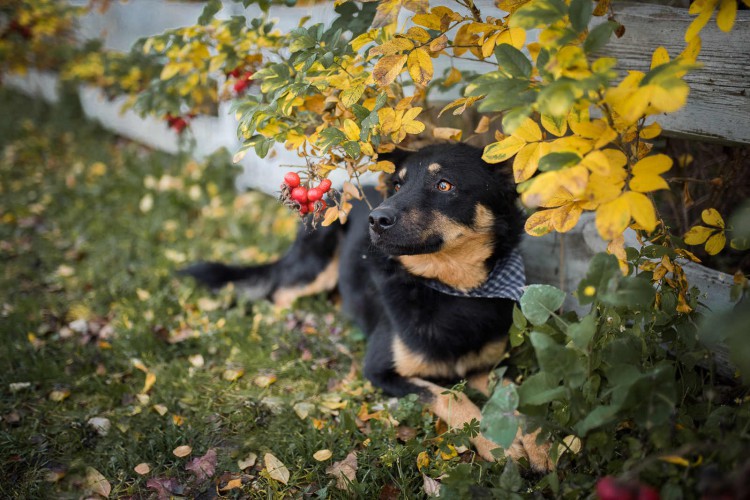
[455,0,483,22]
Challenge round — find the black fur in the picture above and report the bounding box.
[181,143,524,400]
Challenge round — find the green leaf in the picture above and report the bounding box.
[495,44,533,79]
[480,383,519,450]
[530,331,587,386]
[537,81,576,118]
[509,0,568,28]
[512,304,527,329]
[342,140,361,158]
[576,253,621,305]
[518,372,566,406]
[566,313,596,351]
[574,403,620,435]
[317,127,347,151]
[198,0,222,25]
[499,460,523,492]
[599,275,655,308]
[583,21,617,53]
[289,28,316,53]
[520,284,566,325]
[569,0,593,32]
[538,152,581,172]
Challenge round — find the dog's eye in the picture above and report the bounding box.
[393,181,402,192]
[436,180,454,192]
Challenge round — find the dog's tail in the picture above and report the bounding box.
[179,222,343,307]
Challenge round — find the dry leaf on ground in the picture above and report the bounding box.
[173,445,192,457]
[326,451,357,490]
[85,467,111,498]
[264,453,290,484]
[134,463,150,475]
[185,448,217,481]
[313,449,332,461]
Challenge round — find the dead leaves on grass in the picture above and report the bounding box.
[326,451,358,490]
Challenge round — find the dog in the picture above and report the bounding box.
[181,143,551,470]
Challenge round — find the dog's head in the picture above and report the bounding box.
[369,143,523,289]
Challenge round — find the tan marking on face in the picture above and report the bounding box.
[427,162,442,174]
[392,335,506,379]
[398,204,496,290]
[272,255,339,308]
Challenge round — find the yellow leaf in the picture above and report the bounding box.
[407,48,434,86]
[173,445,192,457]
[496,27,527,50]
[160,63,181,80]
[219,478,244,491]
[513,142,544,182]
[514,118,542,143]
[705,231,726,255]
[253,374,276,387]
[632,154,672,176]
[483,136,526,164]
[416,451,430,471]
[660,455,691,467]
[444,67,462,86]
[340,85,365,107]
[405,26,431,43]
[650,47,670,69]
[622,191,657,232]
[551,203,583,233]
[602,149,627,169]
[558,166,589,196]
[134,463,150,475]
[373,54,407,87]
[343,119,361,141]
[596,195,631,240]
[371,160,396,173]
[639,122,662,139]
[142,372,156,394]
[524,209,554,236]
[49,389,71,402]
[433,127,462,141]
[684,225,712,245]
[649,82,689,114]
[681,35,702,63]
[429,34,449,53]
[313,449,333,461]
[717,0,737,31]
[321,206,340,227]
[264,453,290,484]
[222,368,244,382]
[630,174,669,193]
[475,116,490,134]
[370,37,415,58]
[541,114,567,137]
[413,12,443,30]
[581,150,611,176]
[481,31,501,59]
[522,171,563,208]
[685,0,716,41]
[701,208,724,228]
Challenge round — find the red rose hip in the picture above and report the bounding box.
[291,187,308,203]
[284,172,301,188]
[318,179,332,192]
[307,187,323,202]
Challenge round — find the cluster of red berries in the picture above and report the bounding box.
[281,172,331,217]
[3,19,32,40]
[164,113,194,134]
[596,476,659,500]
[227,67,255,94]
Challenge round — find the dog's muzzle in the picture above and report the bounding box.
[368,206,397,235]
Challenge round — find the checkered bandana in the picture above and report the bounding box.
[422,249,526,301]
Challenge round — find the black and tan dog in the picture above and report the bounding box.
[181,143,551,470]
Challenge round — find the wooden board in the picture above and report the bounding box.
[593,1,750,145]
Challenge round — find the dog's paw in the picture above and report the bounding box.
[519,429,554,473]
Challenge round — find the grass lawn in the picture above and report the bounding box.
[0,88,521,498]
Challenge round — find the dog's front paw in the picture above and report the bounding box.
[473,429,553,473]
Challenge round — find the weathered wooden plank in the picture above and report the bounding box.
[593,1,750,145]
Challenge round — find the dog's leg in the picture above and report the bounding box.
[466,372,553,472]
[179,221,342,306]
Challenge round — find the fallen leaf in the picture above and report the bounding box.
[264,453,290,484]
[173,445,192,458]
[313,449,333,461]
[152,404,168,416]
[188,354,204,368]
[219,478,244,491]
[146,477,181,500]
[85,467,111,498]
[396,425,417,442]
[197,297,220,311]
[223,368,245,382]
[87,417,111,436]
[49,389,70,402]
[293,402,315,420]
[142,372,156,394]
[134,463,150,475]
[237,452,257,470]
[423,474,441,497]
[172,415,185,426]
[253,374,276,387]
[326,451,357,490]
[185,448,217,481]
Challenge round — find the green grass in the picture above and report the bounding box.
[0,88,514,498]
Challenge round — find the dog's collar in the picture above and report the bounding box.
[422,249,526,301]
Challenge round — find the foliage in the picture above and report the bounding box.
[482,253,750,497]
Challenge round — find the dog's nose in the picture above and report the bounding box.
[369,207,397,233]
